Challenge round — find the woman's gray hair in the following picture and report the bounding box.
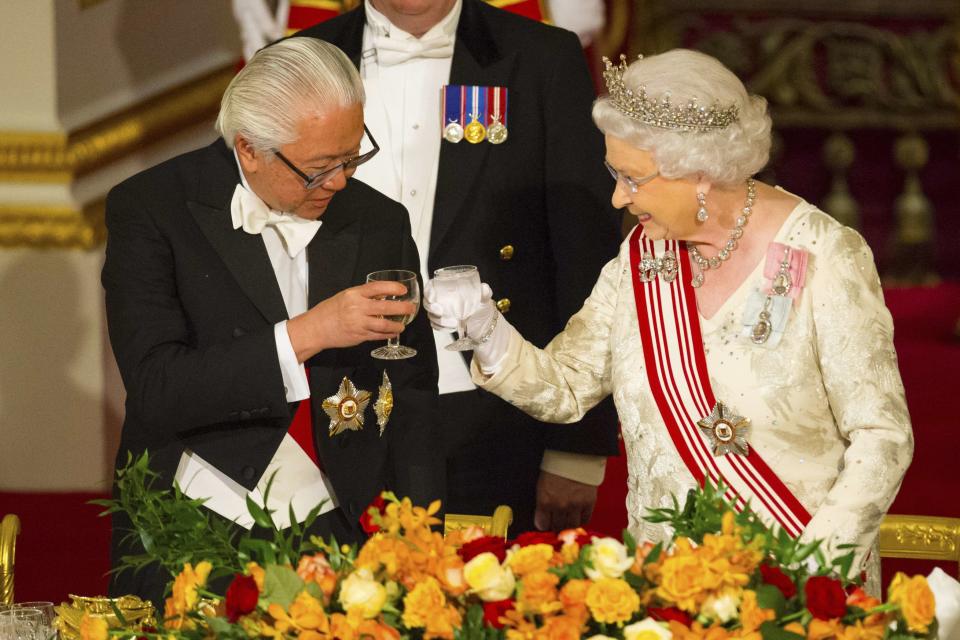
[216,37,365,152]
[592,49,771,186]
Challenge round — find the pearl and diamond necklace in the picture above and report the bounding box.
[688,178,756,288]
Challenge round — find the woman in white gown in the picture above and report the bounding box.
[424,49,912,591]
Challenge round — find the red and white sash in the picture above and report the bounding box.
[628,227,811,538]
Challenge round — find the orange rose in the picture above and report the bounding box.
[539,614,586,640]
[560,578,591,624]
[297,553,338,600]
[888,572,936,634]
[656,550,718,613]
[517,570,562,616]
[586,577,641,625]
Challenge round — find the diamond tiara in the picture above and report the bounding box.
[602,54,740,133]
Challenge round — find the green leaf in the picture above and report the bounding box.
[245,496,275,530]
[206,616,236,635]
[759,621,805,640]
[622,529,637,556]
[644,542,663,565]
[261,564,305,609]
[755,583,787,618]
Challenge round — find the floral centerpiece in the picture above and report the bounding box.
[85,453,938,640]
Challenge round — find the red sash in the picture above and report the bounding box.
[628,227,811,537]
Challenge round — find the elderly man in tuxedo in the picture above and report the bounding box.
[102,37,440,607]
[299,0,621,533]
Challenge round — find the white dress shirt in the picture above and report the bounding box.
[173,153,337,528]
[352,0,605,486]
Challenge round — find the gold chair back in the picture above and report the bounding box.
[1,513,21,605]
[444,506,513,540]
[879,514,960,575]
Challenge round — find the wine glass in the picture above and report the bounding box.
[432,265,482,351]
[14,604,55,640]
[0,607,43,640]
[367,269,420,360]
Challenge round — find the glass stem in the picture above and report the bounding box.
[458,320,468,340]
[387,335,400,349]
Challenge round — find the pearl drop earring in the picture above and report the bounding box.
[696,191,709,222]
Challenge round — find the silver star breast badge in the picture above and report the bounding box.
[697,401,750,456]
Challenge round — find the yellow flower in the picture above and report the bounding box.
[656,548,718,613]
[267,591,329,635]
[338,568,388,618]
[586,577,641,625]
[246,561,265,591]
[402,576,461,638]
[163,560,212,627]
[888,572,936,634]
[506,543,556,576]
[623,618,672,640]
[738,590,774,634]
[78,614,108,640]
[464,552,517,601]
[517,570,562,616]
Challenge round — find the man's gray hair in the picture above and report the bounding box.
[593,49,771,187]
[216,37,365,152]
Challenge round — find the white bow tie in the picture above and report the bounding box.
[230,184,322,258]
[372,33,454,66]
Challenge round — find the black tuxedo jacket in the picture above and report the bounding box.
[102,139,441,525]
[299,0,621,456]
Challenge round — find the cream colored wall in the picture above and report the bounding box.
[0,0,240,492]
[0,3,59,131]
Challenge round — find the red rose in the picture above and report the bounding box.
[805,575,847,620]
[760,563,797,599]
[648,607,692,626]
[482,599,515,628]
[359,494,388,534]
[459,536,507,563]
[225,573,259,622]
[511,531,561,549]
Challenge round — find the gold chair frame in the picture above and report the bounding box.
[1,513,20,605]
[879,514,960,575]
[444,506,514,540]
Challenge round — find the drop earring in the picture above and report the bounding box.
[696,191,709,222]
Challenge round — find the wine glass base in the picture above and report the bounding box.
[371,345,418,360]
[444,337,478,351]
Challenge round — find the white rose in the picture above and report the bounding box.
[585,537,634,580]
[623,618,673,640]
[338,568,387,618]
[463,552,517,602]
[700,592,741,624]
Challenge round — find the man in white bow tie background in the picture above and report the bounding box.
[299,1,622,534]
[102,38,442,608]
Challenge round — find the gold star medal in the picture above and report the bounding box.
[697,401,750,456]
[322,377,371,437]
[374,371,393,437]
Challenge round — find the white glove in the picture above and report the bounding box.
[423,278,493,333]
[423,278,514,375]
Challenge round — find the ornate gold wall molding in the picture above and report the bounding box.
[0,65,235,184]
[0,200,105,250]
[879,514,960,572]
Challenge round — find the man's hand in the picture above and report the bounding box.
[287,281,417,361]
[533,470,598,531]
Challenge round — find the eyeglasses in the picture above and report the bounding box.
[274,125,380,190]
[604,160,658,193]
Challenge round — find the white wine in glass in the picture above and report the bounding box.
[432,265,482,351]
[367,269,420,360]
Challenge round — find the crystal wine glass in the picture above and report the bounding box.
[431,265,482,351]
[367,269,420,360]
